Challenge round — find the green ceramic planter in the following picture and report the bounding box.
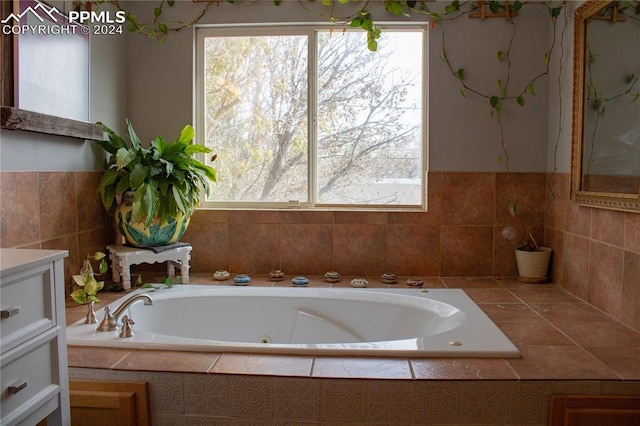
[114,202,190,247]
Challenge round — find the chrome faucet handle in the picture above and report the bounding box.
[119,315,135,338]
[96,306,116,332]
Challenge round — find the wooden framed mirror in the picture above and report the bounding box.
[570,0,640,213]
[0,0,102,140]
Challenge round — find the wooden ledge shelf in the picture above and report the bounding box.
[0,106,104,141]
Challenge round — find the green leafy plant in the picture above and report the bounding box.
[142,275,182,290]
[95,119,217,227]
[70,252,108,304]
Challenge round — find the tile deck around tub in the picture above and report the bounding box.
[66,274,640,381]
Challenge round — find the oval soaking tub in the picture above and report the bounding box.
[67,285,519,357]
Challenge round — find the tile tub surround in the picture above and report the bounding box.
[67,276,640,424]
[181,172,548,279]
[3,170,637,334]
[0,171,114,298]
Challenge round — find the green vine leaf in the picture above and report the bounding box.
[497,79,503,89]
[153,6,161,17]
[517,95,525,107]
[384,1,405,15]
[490,96,500,108]
[460,87,467,98]
[489,1,500,13]
[512,1,523,12]
[544,52,550,65]
[550,5,563,17]
[439,52,446,62]
[350,17,363,27]
[497,50,505,61]
[632,93,640,103]
[528,83,536,96]
[625,73,636,85]
[444,1,460,14]
[456,68,466,80]
[367,37,378,52]
[167,0,174,6]
[591,99,602,111]
[599,107,606,118]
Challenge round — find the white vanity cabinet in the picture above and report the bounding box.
[0,249,70,426]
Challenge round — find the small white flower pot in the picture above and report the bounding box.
[515,247,552,283]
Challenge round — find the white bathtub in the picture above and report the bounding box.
[67,285,519,357]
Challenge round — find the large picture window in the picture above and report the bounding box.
[196,25,426,209]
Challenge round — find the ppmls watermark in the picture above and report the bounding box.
[1,2,125,36]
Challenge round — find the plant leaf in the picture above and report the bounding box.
[350,17,363,27]
[528,83,536,95]
[550,5,563,17]
[70,288,87,304]
[177,125,195,144]
[129,163,150,189]
[115,147,136,171]
[126,118,143,150]
[99,259,108,274]
[367,38,377,52]
[625,73,636,85]
[456,68,466,80]
[490,96,500,108]
[517,95,525,107]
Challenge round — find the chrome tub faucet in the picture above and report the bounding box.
[96,293,153,332]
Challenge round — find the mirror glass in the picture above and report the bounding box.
[571,0,640,212]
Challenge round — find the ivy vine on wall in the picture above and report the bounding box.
[83,0,569,171]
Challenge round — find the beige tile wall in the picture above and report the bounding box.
[184,172,547,278]
[0,171,113,297]
[2,170,637,333]
[544,173,640,333]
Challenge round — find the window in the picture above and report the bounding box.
[196,25,426,209]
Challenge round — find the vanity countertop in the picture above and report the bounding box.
[0,248,68,275]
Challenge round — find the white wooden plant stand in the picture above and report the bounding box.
[106,244,192,290]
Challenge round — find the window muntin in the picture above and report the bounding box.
[196,26,426,209]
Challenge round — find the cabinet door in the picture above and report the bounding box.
[70,391,136,426]
[550,395,640,426]
[69,381,149,426]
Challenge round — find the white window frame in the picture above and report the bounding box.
[194,24,428,211]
